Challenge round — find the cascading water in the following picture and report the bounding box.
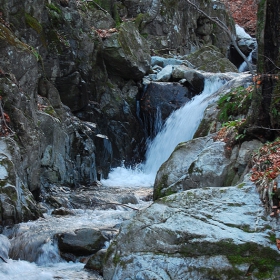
[102,76,226,187]
[0,75,226,280]
[0,207,142,280]
[238,50,253,72]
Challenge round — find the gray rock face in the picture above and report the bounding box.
[56,228,107,256]
[122,0,234,55]
[85,248,107,274]
[140,82,190,137]
[153,111,262,199]
[0,234,10,260]
[102,22,151,80]
[153,136,232,199]
[0,0,151,226]
[186,45,239,72]
[0,0,242,229]
[103,180,279,280]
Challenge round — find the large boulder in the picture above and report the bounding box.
[186,45,239,72]
[153,128,262,200]
[56,228,107,256]
[102,22,151,80]
[153,136,229,200]
[103,179,280,280]
[171,66,205,94]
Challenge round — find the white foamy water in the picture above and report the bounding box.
[102,77,225,187]
[1,76,226,279]
[0,259,96,280]
[0,204,150,280]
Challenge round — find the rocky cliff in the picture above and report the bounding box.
[2,1,280,279]
[0,0,237,226]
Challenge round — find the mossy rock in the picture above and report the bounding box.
[187,45,238,73]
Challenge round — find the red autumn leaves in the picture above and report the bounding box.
[251,139,280,183]
[0,96,12,137]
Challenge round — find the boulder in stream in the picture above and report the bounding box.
[56,228,107,256]
[103,178,280,279]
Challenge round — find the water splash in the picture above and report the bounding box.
[102,77,225,187]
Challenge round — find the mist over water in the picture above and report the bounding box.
[102,77,225,187]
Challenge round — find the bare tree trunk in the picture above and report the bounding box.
[239,0,280,140]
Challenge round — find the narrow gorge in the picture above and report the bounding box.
[1,0,280,279]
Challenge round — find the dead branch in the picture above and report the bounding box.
[258,54,280,72]
[85,0,109,14]
[0,256,7,263]
[250,126,280,131]
[94,202,140,211]
[186,0,254,75]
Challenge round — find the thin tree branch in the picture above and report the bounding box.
[186,0,255,75]
[0,256,7,263]
[93,202,140,211]
[250,126,280,131]
[85,0,109,14]
[258,54,280,72]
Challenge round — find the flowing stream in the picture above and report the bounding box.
[0,76,225,280]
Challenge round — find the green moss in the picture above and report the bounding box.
[44,106,56,117]
[104,243,115,263]
[0,24,31,51]
[24,13,42,34]
[165,188,176,196]
[46,3,63,27]
[118,25,133,56]
[223,168,236,186]
[154,174,169,200]
[106,81,115,89]
[268,232,276,243]
[90,0,112,13]
[217,86,253,122]
[179,240,279,278]
[46,3,62,14]
[173,142,185,152]
[113,253,121,265]
[2,185,18,202]
[113,3,121,28]
[134,13,146,30]
[237,183,245,189]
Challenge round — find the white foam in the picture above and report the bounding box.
[102,77,225,188]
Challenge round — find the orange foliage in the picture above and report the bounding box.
[250,139,280,183]
[0,99,12,137]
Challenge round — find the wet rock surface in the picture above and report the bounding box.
[103,179,280,280]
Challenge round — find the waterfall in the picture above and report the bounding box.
[102,76,225,187]
[239,51,253,72]
[143,77,225,175]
